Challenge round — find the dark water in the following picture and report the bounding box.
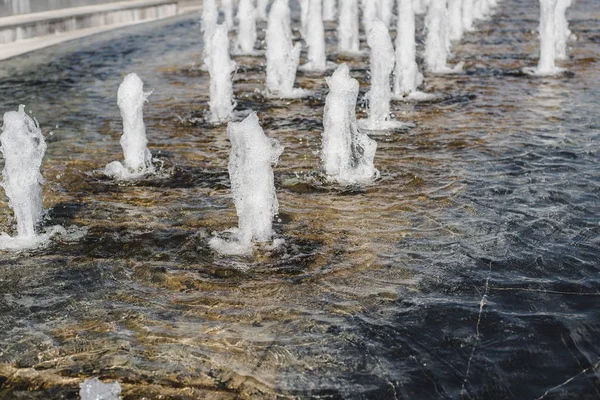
[1,0,599,398]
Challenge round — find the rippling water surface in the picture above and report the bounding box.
[0,0,599,398]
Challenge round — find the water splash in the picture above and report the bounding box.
[393,0,425,99]
[463,0,475,31]
[554,0,573,60]
[209,112,283,256]
[322,64,378,185]
[220,0,234,30]
[412,0,430,15]
[359,20,411,131]
[205,24,236,123]
[337,0,360,55]
[448,0,464,41]
[376,0,394,28]
[201,0,218,64]
[425,0,463,73]
[524,0,565,76]
[233,0,257,55]
[323,0,336,21]
[300,0,327,72]
[361,0,377,36]
[0,105,65,251]
[80,378,121,400]
[256,0,269,21]
[104,73,155,179]
[266,0,308,98]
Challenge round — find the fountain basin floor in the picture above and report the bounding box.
[0,0,600,398]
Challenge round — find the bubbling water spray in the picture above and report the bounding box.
[462,0,475,31]
[201,0,218,64]
[393,0,424,98]
[234,0,257,55]
[209,112,283,256]
[337,0,360,55]
[424,0,463,73]
[221,0,234,30]
[554,0,572,61]
[359,20,410,130]
[323,0,336,21]
[448,0,463,41]
[257,0,269,20]
[377,0,394,28]
[525,0,564,76]
[361,0,377,36]
[0,106,65,250]
[301,0,327,72]
[205,24,236,123]
[322,64,378,185]
[266,0,307,98]
[104,73,155,179]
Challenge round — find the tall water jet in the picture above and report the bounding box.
[300,0,309,37]
[424,0,463,73]
[525,0,563,75]
[359,20,409,130]
[377,0,394,28]
[257,0,270,20]
[234,0,257,55]
[105,73,156,179]
[221,0,234,30]
[361,0,377,36]
[462,0,474,31]
[201,0,218,64]
[322,64,378,185]
[323,0,336,21]
[300,0,327,72]
[266,0,307,98]
[209,112,283,256]
[205,24,237,123]
[0,105,46,249]
[448,0,463,41]
[393,0,424,98]
[554,0,572,60]
[337,0,360,55]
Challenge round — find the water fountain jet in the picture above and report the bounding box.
[361,0,377,36]
[221,0,234,30]
[554,0,573,61]
[0,106,64,250]
[233,0,258,55]
[257,0,269,20]
[448,0,463,41]
[266,0,309,98]
[377,0,394,29]
[337,0,360,55]
[322,64,378,185]
[105,73,156,179]
[524,0,565,76]
[323,0,336,21]
[209,112,283,256]
[359,20,411,131]
[201,0,218,66]
[424,0,463,74]
[205,24,237,123]
[300,0,328,72]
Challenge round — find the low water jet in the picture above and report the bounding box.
[105,73,156,179]
[266,0,308,98]
[322,64,378,185]
[257,0,269,20]
[221,0,234,30]
[425,0,463,73]
[359,20,411,131]
[201,0,218,64]
[300,0,328,72]
[554,0,572,61]
[205,24,236,123]
[209,112,283,256]
[337,0,360,55]
[524,0,564,76]
[0,106,64,250]
[448,0,463,41]
[323,0,336,21]
[233,0,258,55]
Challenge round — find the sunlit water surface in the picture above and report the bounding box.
[0,0,599,398]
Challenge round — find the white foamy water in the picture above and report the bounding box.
[104,73,155,179]
[448,0,464,41]
[393,0,424,98]
[323,0,336,21]
[322,64,378,185]
[209,112,283,256]
[201,0,218,64]
[79,377,121,400]
[266,0,307,98]
[233,0,257,55]
[300,0,327,72]
[359,20,411,131]
[525,0,564,76]
[425,0,463,73]
[221,0,234,30]
[205,24,236,123]
[554,0,573,60]
[338,0,360,55]
[256,0,269,20]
